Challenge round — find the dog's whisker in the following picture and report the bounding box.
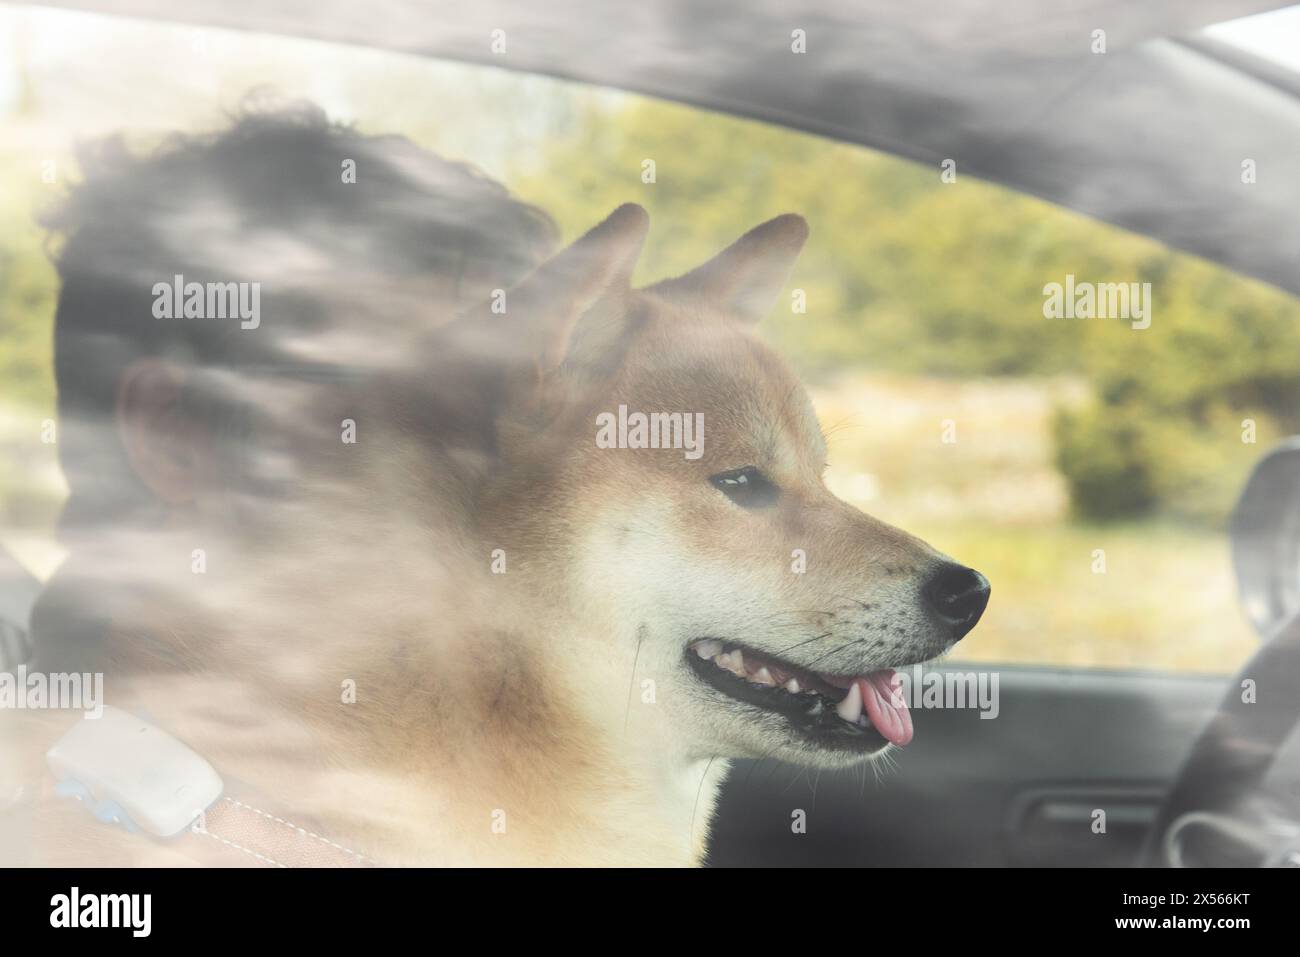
[688,756,718,852]
[766,631,833,659]
[749,608,837,624]
[801,638,868,670]
[623,627,646,735]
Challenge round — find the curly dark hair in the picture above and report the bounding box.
[41,94,557,533]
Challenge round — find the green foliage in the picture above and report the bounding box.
[4,90,1299,527]
[510,97,1300,523]
[0,162,58,413]
[0,147,63,530]
[1053,404,1157,521]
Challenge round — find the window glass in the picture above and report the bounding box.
[3,5,1294,676]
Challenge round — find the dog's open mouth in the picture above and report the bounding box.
[685,639,914,750]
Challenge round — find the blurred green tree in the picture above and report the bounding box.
[512,97,1300,523]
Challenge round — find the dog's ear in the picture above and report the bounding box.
[404,205,646,464]
[507,202,649,375]
[648,214,808,324]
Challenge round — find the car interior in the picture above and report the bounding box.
[2,0,1300,873]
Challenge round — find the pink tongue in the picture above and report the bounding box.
[856,670,913,746]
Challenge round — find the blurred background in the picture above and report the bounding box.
[4,4,1298,674]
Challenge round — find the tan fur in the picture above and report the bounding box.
[7,205,968,866]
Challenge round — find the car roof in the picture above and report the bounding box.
[25,0,1300,295]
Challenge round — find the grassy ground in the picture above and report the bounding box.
[810,374,1257,675]
[907,520,1253,673]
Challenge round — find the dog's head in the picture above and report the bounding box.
[470,204,989,769]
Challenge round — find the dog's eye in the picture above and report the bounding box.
[709,467,779,508]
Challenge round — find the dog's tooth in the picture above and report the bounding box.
[752,667,775,687]
[715,650,746,676]
[783,678,801,694]
[694,640,723,659]
[835,680,864,723]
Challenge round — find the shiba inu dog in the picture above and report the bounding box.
[12,203,987,868]
[434,203,991,864]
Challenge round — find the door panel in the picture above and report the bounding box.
[707,666,1229,866]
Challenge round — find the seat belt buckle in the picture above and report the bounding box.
[46,705,224,837]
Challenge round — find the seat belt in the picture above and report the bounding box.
[46,705,372,867]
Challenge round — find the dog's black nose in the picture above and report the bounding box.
[923,564,990,640]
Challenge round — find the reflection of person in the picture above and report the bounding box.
[10,99,557,864]
[32,98,556,673]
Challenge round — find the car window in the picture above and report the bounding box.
[3,5,1296,678]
